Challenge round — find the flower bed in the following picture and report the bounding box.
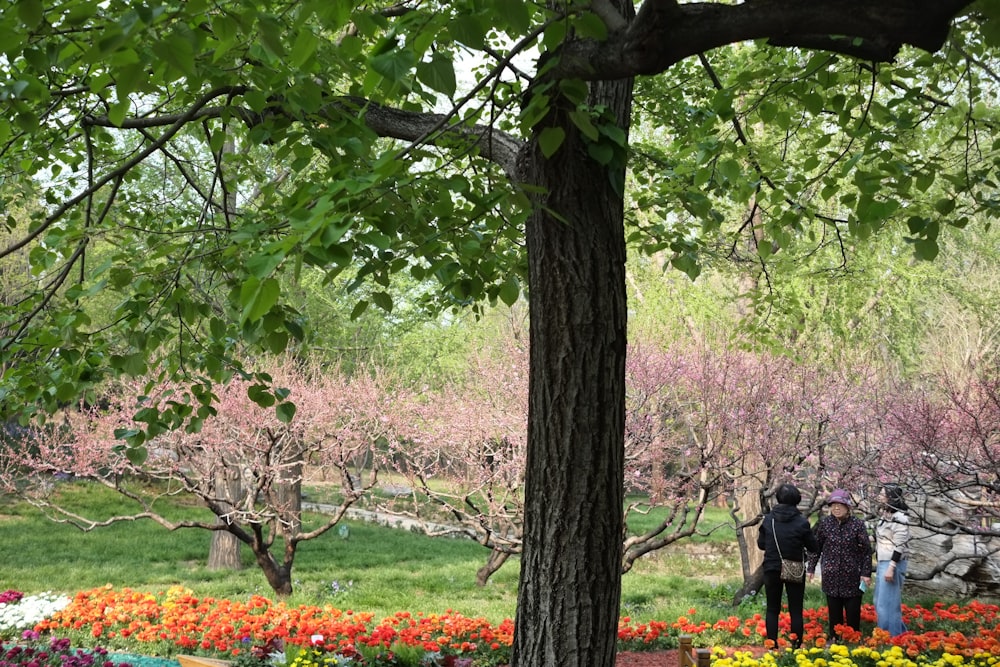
[0,591,71,637]
[1,632,134,667]
[3,587,999,667]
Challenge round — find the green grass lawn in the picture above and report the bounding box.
[0,479,817,625]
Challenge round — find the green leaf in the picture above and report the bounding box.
[151,36,196,79]
[243,89,268,112]
[711,89,735,120]
[934,197,956,215]
[498,276,520,306]
[209,318,227,339]
[285,319,304,341]
[906,216,928,235]
[914,238,939,260]
[132,407,158,425]
[538,126,565,158]
[757,101,777,123]
[246,251,284,279]
[258,17,286,59]
[694,166,712,187]
[671,253,701,281]
[240,277,280,323]
[350,300,369,320]
[17,0,45,29]
[125,446,148,465]
[276,401,297,423]
[110,353,147,375]
[211,13,238,45]
[290,29,320,68]
[109,267,134,288]
[541,20,567,51]
[558,79,589,106]
[587,141,614,165]
[116,62,146,98]
[371,291,393,312]
[370,48,417,82]
[55,383,77,401]
[123,352,147,375]
[519,90,552,131]
[416,52,457,97]
[266,330,289,353]
[801,92,824,115]
[495,0,531,34]
[248,383,276,407]
[717,158,741,183]
[980,2,1000,47]
[572,11,608,40]
[107,100,129,127]
[448,15,487,49]
[569,109,599,141]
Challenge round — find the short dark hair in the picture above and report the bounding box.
[775,483,801,506]
[882,484,908,512]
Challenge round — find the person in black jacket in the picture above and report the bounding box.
[807,489,873,641]
[757,483,819,649]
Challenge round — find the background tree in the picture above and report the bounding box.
[387,330,529,586]
[0,360,396,596]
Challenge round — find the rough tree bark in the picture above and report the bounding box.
[276,440,304,538]
[207,466,244,570]
[208,137,245,572]
[512,70,633,666]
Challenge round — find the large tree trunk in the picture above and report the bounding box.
[208,136,244,572]
[208,528,244,570]
[207,467,244,570]
[512,70,633,666]
[276,439,304,538]
[732,451,768,603]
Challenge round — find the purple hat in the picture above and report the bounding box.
[826,489,853,507]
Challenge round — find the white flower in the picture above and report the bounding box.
[0,592,72,639]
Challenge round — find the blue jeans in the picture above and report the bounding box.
[874,559,907,636]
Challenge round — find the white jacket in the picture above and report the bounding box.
[875,510,910,562]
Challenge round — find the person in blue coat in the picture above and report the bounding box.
[758,483,819,649]
[874,484,911,636]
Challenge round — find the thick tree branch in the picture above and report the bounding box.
[78,94,524,182]
[590,0,630,33]
[556,0,975,80]
[336,97,523,178]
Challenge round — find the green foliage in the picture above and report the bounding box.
[0,0,537,446]
[626,29,1000,366]
[1,0,995,458]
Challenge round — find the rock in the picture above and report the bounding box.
[903,491,1000,600]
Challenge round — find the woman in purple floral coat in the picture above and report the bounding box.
[807,489,873,641]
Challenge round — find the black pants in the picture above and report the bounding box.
[826,594,863,639]
[763,570,805,647]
